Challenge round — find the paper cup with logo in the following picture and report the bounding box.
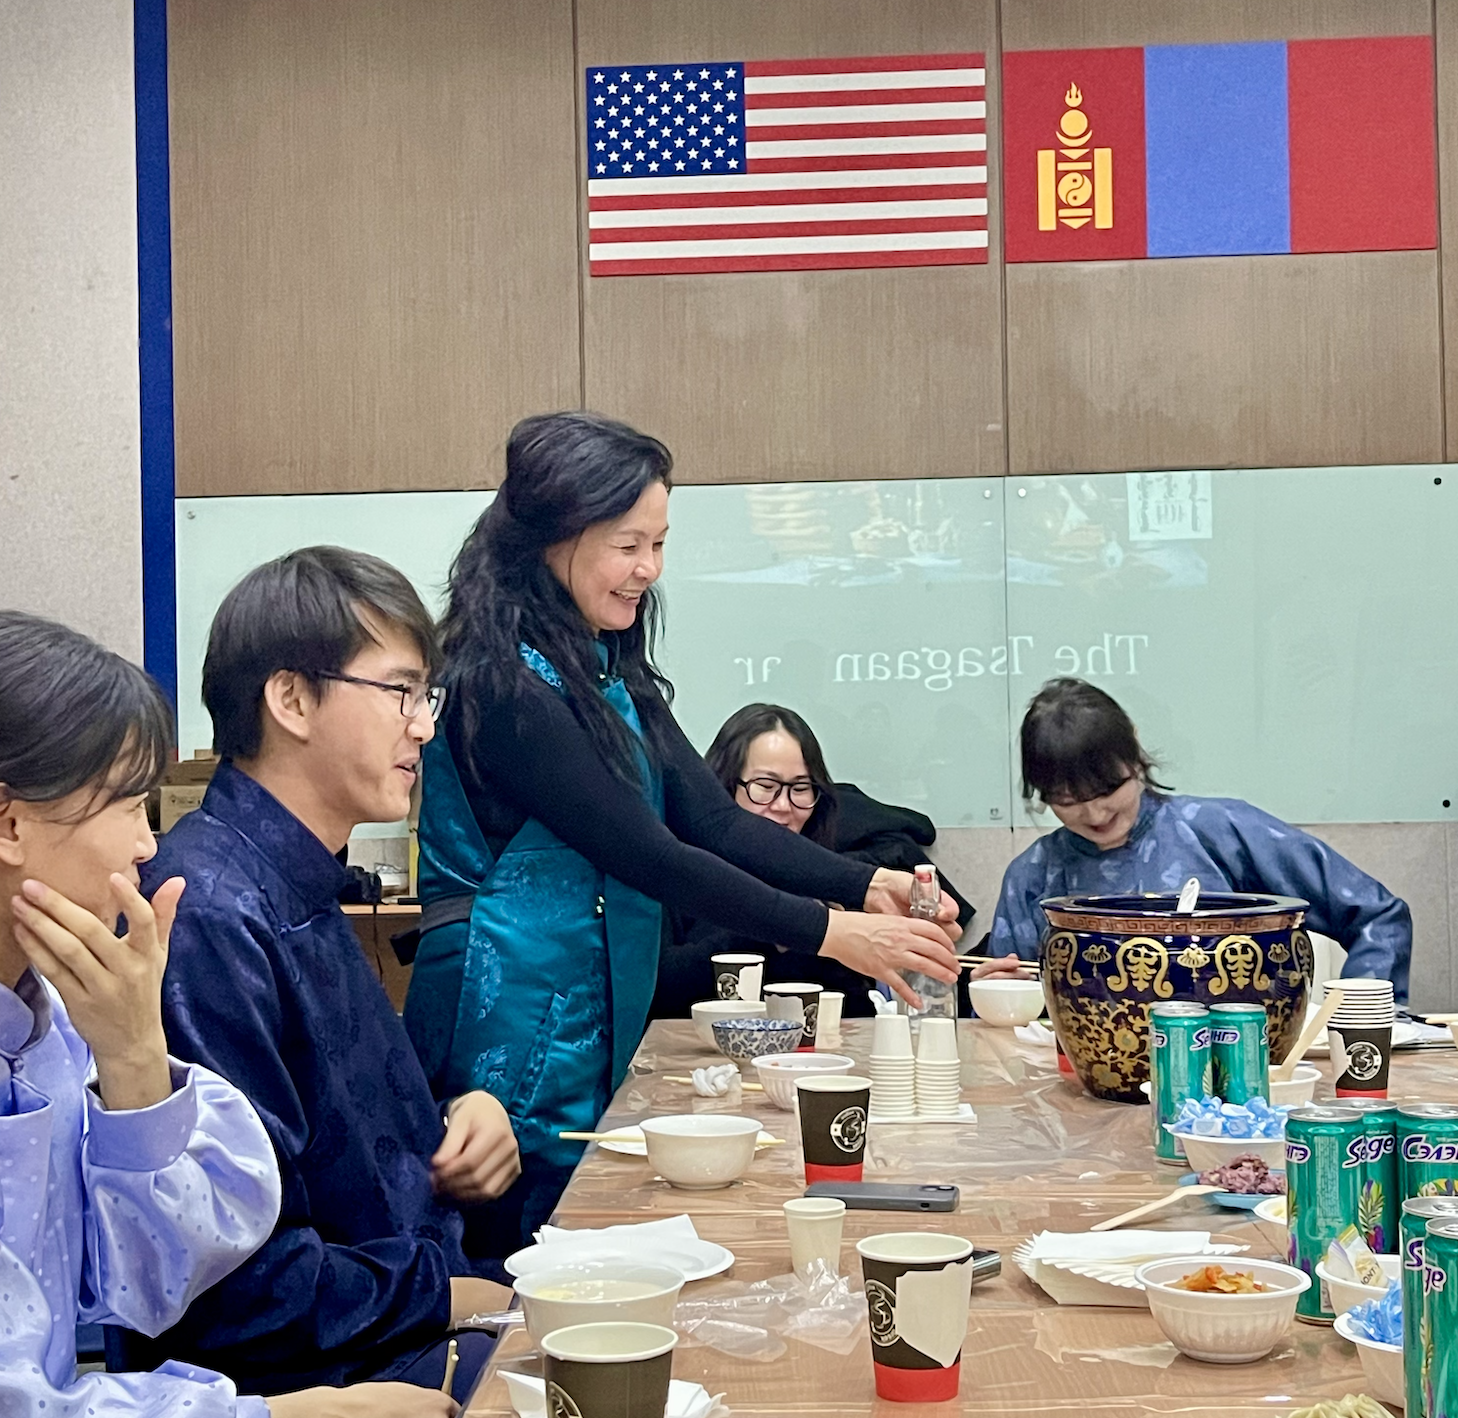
[711,953,765,1002]
[856,1232,974,1402]
[765,982,823,1049]
[1330,1024,1394,1098]
[797,1075,870,1183]
[540,1321,677,1418]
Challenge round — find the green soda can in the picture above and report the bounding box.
[1286,1105,1365,1323]
[1350,1100,1400,1253]
[1209,1002,1269,1104]
[1423,1218,1458,1418]
[1402,1198,1458,1418]
[1148,1003,1212,1167]
[1400,1105,1458,1201]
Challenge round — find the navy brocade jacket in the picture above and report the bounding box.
[125,764,476,1393]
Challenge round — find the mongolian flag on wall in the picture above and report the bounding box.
[1002,37,1436,263]
[584,54,988,275]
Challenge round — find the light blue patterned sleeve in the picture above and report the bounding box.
[1194,798,1413,1002]
[0,1330,273,1418]
[79,1061,282,1333]
[989,840,1053,960]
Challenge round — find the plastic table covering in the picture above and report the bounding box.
[465,1019,1458,1415]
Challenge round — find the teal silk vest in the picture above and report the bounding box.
[403,646,663,1171]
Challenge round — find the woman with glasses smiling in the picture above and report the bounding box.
[988,678,1413,1000]
[651,704,977,1020]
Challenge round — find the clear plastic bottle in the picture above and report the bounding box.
[903,863,956,1026]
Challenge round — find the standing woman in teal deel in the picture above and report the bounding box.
[404,412,960,1251]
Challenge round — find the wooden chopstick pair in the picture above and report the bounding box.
[957,953,1041,973]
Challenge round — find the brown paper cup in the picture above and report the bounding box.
[540,1322,677,1418]
[856,1232,974,1403]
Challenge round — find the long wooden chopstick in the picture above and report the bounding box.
[665,1074,764,1089]
[559,1129,785,1146]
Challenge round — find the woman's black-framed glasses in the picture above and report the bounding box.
[737,776,821,810]
[318,672,447,722]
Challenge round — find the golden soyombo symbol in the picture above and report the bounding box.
[1037,83,1113,231]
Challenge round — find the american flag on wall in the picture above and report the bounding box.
[584,54,988,275]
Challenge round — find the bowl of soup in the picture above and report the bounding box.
[1039,893,1312,1103]
[514,1260,686,1342]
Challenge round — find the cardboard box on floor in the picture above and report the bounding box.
[157,752,220,831]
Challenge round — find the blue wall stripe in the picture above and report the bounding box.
[135,0,178,704]
[1144,42,1291,258]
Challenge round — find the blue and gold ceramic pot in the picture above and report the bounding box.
[1039,892,1313,1103]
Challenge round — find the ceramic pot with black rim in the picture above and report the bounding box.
[1039,891,1312,1103]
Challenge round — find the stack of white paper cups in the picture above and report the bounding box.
[869,1013,915,1119]
[1323,977,1396,1099]
[914,1018,961,1118]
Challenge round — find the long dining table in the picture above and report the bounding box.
[465,1018,1458,1416]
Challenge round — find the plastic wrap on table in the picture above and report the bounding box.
[465,1021,1458,1416]
[673,1263,867,1361]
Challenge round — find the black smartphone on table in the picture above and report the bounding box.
[805,1181,959,1212]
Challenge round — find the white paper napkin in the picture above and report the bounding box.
[690,1063,740,1097]
[1019,1230,1217,1267]
[1014,1021,1057,1047]
[535,1214,701,1249]
[503,1372,730,1418]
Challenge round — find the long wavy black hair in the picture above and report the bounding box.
[441,411,676,783]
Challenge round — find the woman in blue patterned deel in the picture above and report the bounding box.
[988,678,1412,1000]
[403,410,961,1250]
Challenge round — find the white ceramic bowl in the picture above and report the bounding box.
[1166,1129,1287,1175]
[1135,1256,1310,1363]
[514,1260,685,1342]
[639,1114,762,1189]
[966,977,1047,1027]
[1317,1255,1400,1317]
[690,998,765,1047]
[1334,1312,1404,1407]
[751,1052,855,1109]
[1267,1066,1321,1108]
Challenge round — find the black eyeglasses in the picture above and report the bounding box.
[737,777,821,810]
[317,672,446,721]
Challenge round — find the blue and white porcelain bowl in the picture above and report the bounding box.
[711,1016,803,1063]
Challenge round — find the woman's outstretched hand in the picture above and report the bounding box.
[862,868,963,943]
[818,910,959,1009]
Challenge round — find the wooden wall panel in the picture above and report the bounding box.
[1007,253,1443,474]
[1438,0,1458,461]
[168,0,580,496]
[1002,0,1429,48]
[576,0,1005,483]
[1003,0,1440,475]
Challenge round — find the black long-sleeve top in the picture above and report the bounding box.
[446,669,876,954]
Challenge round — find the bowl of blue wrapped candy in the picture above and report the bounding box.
[1334,1282,1403,1408]
[1165,1096,1291,1174]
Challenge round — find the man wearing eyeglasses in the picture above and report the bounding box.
[114,546,515,1407]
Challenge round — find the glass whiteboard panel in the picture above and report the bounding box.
[1003,466,1457,825]
[175,464,1458,826]
[657,480,1013,827]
